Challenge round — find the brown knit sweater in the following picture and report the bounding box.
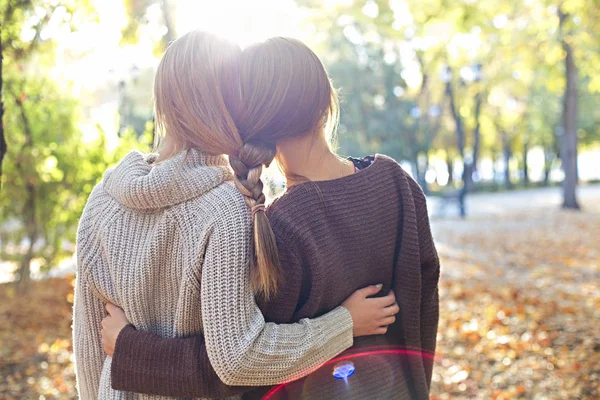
[111,154,439,399]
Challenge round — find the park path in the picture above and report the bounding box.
[429,185,599,399]
[427,183,600,218]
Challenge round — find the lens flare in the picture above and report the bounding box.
[262,346,437,399]
[332,361,355,381]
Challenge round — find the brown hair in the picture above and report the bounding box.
[153,31,284,299]
[226,37,340,297]
[154,33,337,299]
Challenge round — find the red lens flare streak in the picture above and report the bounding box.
[262,347,437,399]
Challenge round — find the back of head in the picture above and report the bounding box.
[225,38,339,299]
[154,30,285,299]
[234,37,338,145]
[154,30,243,156]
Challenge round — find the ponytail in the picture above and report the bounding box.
[229,142,282,299]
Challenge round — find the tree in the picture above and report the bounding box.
[0,0,154,287]
[1,28,5,193]
[297,0,600,197]
[121,0,176,53]
[1,0,33,193]
[1,74,152,285]
[2,77,81,285]
[558,7,579,209]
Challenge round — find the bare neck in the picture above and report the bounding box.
[276,133,354,186]
[155,135,178,163]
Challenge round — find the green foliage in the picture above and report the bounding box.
[0,77,152,270]
[120,0,155,45]
[0,0,153,281]
[120,0,176,52]
[300,0,600,170]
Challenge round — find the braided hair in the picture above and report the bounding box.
[229,141,282,299]
[225,37,339,299]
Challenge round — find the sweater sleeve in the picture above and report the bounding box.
[110,214,353,397]
[410,179,440,388]
[200,216,354,386]
[73,269,107,399]
[253,224,305,325]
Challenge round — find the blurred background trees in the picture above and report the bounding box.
[0,0,152,286]
[1,1,599,398]
[0,0,599,283]
[301,0,600,205]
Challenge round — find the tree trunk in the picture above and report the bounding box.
[412,153,421,187]
[0,33,6,193]
[423,152,429,193]
[472,91,483,175]
[445,76,469,190]
[523,140,529,186]
[14,90,38,287]
[503,132,513,189]
[17,183,37,289]
[462,162,472,191]
[559,9,580,209]
[416,152,429,194]
[543,146,553,186]
[446,153,454,185]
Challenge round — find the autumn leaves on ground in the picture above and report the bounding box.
[1,198,599,399]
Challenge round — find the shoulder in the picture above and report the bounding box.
[373,153,405,172]
[348,155,375,170]
[374,154,423,193]
[182,181,252,237]
[373,156,430,224]
[265,196,305,253]
[76,184,123,273]
[78,183,122,236]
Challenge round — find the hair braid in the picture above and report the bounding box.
[229,141,282,299]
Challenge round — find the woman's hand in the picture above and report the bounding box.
[341,285,399,337]
[101,303,130,356]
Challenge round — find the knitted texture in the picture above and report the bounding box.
[72,148,354,400]
[251,154,440,399]
[107,154,439,400]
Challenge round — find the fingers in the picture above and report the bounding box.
[385,302,400,316]
[377,302,398,325]
[380,315,396,326]
[374,326,389,335]
[374,302,399,327]
[371,290,396,307]
[354,284,384,298]
[105,302,118,316]
[105,302,125,318]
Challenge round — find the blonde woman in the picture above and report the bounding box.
[72,31,398,399]
[100,37,439,399]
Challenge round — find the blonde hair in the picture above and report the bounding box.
[153,30,282,299]
[153,30,242,156]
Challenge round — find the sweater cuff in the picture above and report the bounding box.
[111,324,143,390]
[314,306,354,355]
[111,324,182,395]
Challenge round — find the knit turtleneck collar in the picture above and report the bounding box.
[103,148,232,210]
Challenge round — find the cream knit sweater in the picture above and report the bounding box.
[72,149,354,400]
